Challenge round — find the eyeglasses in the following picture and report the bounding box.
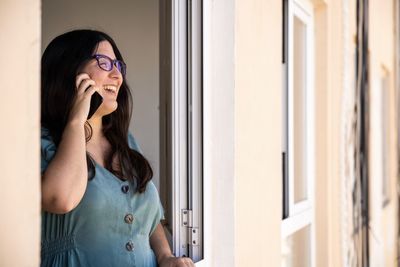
[92,54,127,76]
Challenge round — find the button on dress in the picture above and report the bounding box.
[40,128,164,267]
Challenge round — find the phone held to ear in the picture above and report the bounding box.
[87,89,103,120]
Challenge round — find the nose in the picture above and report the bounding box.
[109,64,123,80]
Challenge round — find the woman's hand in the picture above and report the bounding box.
[68,73,99,125]
[159,256,195,267]
[150,223,195,267]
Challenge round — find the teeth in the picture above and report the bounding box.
[103,85,117,93]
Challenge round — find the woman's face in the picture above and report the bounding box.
[80,40,124,116]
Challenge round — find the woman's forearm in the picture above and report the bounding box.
[150,223,174,263]
[41,121,88,214]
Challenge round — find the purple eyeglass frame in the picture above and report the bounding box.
[92,54,127,76]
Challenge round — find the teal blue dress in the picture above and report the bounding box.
[40,128,164,267]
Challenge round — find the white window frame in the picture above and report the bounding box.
[282,0,316,266]
[171,0,204,263]
[194,0,213,265]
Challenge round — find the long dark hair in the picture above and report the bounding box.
[41,29,152,193]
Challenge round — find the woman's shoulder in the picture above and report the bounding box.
[136,180,159,200]
[127,131,142,153]
[145,180,158,193]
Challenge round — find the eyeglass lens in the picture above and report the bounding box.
[97,56,126,76]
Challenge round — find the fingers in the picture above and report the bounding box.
[75,73,97,94]
[75,73,90,89]
[175,257,194,267]
[77,79,96,95]
[83,85,98,97]
[185,258,195,267]
[159,256,194,267]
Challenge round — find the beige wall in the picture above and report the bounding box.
[234,0,282,266]
[314,1,330,266]
[0,0,41,266]
[326,0,346,262]
[41,0,161,188]
[321,0,346,265]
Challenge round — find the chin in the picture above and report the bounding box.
[98,102,118,116]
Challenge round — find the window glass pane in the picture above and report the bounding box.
[293,15,308,203]
[282,225,311,267]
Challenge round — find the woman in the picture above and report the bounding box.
[41,29,194,267]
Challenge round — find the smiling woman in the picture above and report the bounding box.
[40,29,194,267]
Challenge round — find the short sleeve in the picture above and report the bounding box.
[148,181,165,236]
[40,127,57,175]
[127,132,142,153]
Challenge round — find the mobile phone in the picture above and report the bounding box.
[87,90,103,120]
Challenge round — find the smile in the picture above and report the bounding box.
[103,85,117,96]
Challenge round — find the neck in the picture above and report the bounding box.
[86,115,104,143]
